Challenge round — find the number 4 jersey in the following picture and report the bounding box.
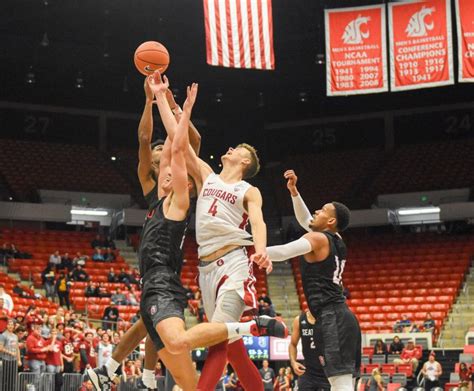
[300,231,347,313]
[196,173,253,258]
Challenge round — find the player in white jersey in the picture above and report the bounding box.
[186,142,275,391]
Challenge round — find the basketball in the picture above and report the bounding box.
[134,41,170,76]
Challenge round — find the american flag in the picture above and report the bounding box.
[203,0,275,70]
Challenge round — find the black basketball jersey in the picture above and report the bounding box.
[299,312,326,379]
[300,231,346,314]
[138,186,189,278]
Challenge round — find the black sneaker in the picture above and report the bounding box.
[86,366,113,391]
[136,377,157,390]
[250,315,289,338]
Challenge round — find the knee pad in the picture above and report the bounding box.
[211,290,246,323]
[328,374,353,391]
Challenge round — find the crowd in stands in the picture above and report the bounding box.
[392,313,436,335]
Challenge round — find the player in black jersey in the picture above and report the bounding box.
[289,311,330,391]
[260,170,361,391]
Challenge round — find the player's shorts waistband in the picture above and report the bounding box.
[198,247,248,271]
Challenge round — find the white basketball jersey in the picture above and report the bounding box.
[196,173,253,257]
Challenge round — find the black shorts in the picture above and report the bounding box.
[313,302,361,378]
[297,373,331,391]
[140,270,188,350]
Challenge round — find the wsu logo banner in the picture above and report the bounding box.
[388,0,454,91]
[325,5,388,96]
[455,0,474,82]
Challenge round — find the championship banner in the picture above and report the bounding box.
[325,5,388,96]
[388,0,454,91]
[455,0,474,82]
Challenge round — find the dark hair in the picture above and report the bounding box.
[332,202,350,232]
[150,139,165,150]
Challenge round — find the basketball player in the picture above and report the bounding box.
[289,311,330,391]
[88,76,202,391]
[88,75,286,391]
[255,170,361,391]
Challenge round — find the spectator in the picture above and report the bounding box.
[183,284,194,300]
[56,272,71,309]
[13,283,35,300]
[26,322,50,373]
[390,335,404,354]
[103,248,116,262]
[0,319,21,384]
[97,333,113,369]
[80,331,98,373]
[29,284,42,299]
[104,236,116,250]
[71,265,90,282]
[125,286,139,306]
[0,284,13,313]
[373,339,388,356]
[421,351,442,390]
[393,314,413,333]
[92,248,105,262]
[258,292,272,306]
[111,289,127,305]
[45,329,63,375]
[43,269,57,301]
[423,313,436,334]
[259,300,275,317]
[134,358,143,378]
[129,268,140,285]
[16,326,27,371]
[80,380,94,391]
[102,304,119,331]
[61,329,74,374]
[0,299,8,333]
[260,359,275,390]
[85,282,99,298]
[97,282,111,298]
[131,310,140,324]
[394,340,422,371]
[0,243,13,265]
[155,360,163,377]
[61,252,74,271]
[9,244,31,259]
[91,234,105,249]
[222,367,238,390]
[285,367,295,390]
[274,367,289,391]
[107,268,118,283]
[459,362,472,391]
[367,367,384,391]
[49,250,62,269]
[73,252,89,267]
[118,268,132,285]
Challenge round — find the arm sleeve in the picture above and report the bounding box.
[266,237,313,263]
[291,194,313,232]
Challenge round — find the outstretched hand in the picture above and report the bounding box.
[250,252,273,274]
[284,170,298,194]
[147,70,169,97]
[183,83,199,114]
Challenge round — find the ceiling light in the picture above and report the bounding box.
[71,209,108,216]
[75,72,84,89]
[25,66,36,85]
[397,207,440,216]
[40,32,49,47]
[110,156,116,161]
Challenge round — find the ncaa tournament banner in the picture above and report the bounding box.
[325,5,388,96]
[388,0,454,91]
[455,0,474,82]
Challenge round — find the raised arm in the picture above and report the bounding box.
[289,316,306,376]
[148,71,178,140]
[284,170,313,232]
[137,78,156,195]
[166,89,201,155]
[157,138,172,200]
[167,83,198,221]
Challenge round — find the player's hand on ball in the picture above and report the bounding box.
[284,170,298,192]
[147,70,169,97]
[183,83,199,114]
[292,361,306,376]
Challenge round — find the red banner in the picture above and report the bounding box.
[455,0,474,82]
[389,0,454,91]
[325,5,388,96]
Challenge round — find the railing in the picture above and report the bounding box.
[0,361,86,391]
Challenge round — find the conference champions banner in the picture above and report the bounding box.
[455,0,474,82]
[325,5,388,96]
[388,0,454,91]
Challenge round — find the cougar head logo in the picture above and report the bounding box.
[342,15,371,45]
[406,6,435,38]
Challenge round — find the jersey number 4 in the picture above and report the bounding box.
[208,199,218,216]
